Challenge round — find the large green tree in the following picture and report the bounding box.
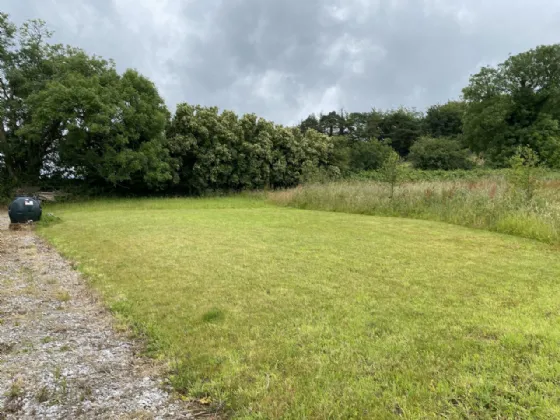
[0,13,174,191]
[463,44,560,167]
[0,15,62,184]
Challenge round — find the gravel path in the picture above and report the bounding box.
[0,213,195,419]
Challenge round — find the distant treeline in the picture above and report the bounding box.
[2,13,560,196]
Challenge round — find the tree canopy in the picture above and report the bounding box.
[0,14,337,194]
[0,14,174,191]
[167,104,337,193]
[424,101,465,138]
[463,45,560,167]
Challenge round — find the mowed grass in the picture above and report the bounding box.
[39,197,560,418]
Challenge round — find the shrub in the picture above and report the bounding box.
[348,139,393,172]
[506,146,544,202]
[379,150,404,198]
[408,137,474,170]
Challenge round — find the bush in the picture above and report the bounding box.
[409,137,474,170]
[506,146,544,202]
[348,139,393,172]
[379,150,404,198]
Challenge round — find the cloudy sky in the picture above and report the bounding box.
[4,0,560,124]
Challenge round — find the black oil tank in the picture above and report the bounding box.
[8,196,42,223]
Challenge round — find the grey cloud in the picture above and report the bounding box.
[5,0,560,124]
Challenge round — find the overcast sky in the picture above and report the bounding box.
[4,0,560,124]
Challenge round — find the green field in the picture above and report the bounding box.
[39,197,560,419]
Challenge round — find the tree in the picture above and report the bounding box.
[379,108,423,156]
[167,104,234,193]
[463,44,560,168]
[424,101,465,138]
[20,62,174,191]
[380,150,403,199]
[0,15,61,184]
[0,14,174,191]
[349,139,393,172]
[167,103,338,193]
[408,137,473,170]
[318,111,343,137]
[299,114,320,133]
[327,136,352,175]
[346,110,383,142]
[507,145,543,202]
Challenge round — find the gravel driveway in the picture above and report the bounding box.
[0,213,195,419]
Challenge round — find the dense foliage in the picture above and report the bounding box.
[300,108,424,157]
[298,46,560,171]
[3,13,560,196]
[166,104,337,193]
[423,101,465,138]
[0,15,174,193]
[462,45,560,167]
[0,14,335,195]
[408,137,473,170]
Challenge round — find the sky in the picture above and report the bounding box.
[4,0,560,125]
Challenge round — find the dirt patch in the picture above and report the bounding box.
[0,214,198,419]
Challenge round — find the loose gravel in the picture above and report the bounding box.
[0,213,196,419]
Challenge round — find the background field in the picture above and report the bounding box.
[38,197,560,419]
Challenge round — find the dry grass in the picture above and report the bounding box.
[55,290,71,303]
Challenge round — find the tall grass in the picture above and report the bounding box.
[269,177,560,245]
[350,167,560,182]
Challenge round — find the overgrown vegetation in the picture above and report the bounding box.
[269,167,560,245]
[38,197,560,418]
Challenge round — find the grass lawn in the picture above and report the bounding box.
[39,197,560,419]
